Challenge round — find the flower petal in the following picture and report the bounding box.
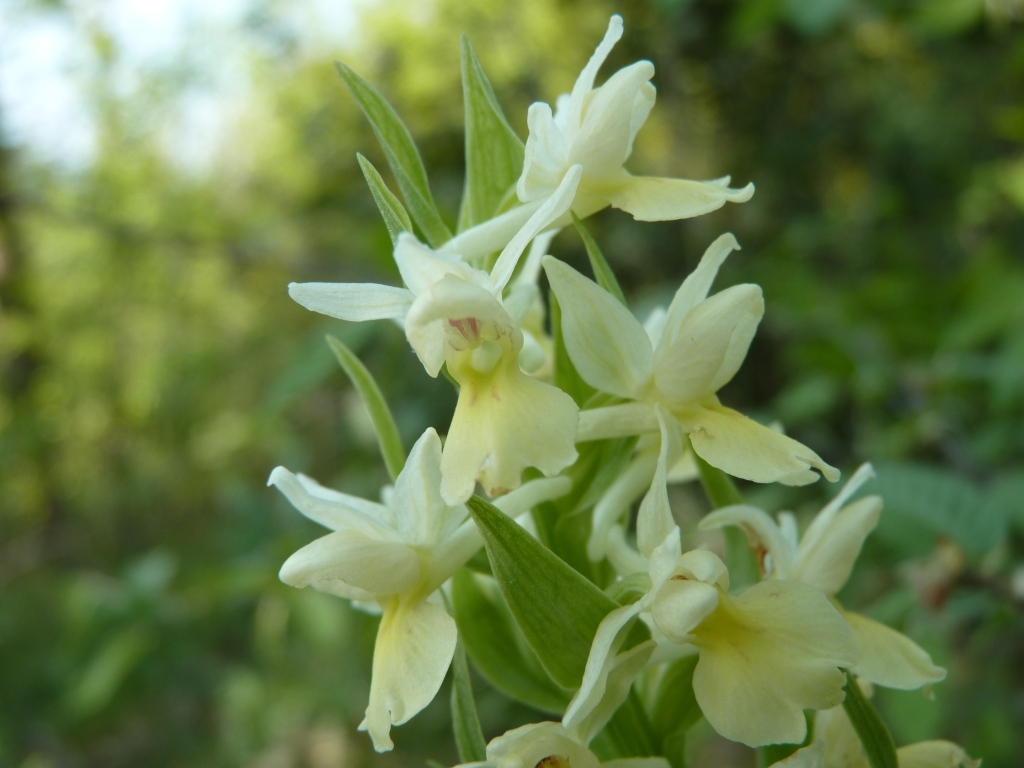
[444,200,541,263]
[441,344,579,504]
[896,741,979,768]
[793,496,881,596]
[562,15,624,134]
[651,578,720,644]
[279,529,421,597]
[605,174,755,221]
[636,407,682,559]
[769,742,826,768]
[692,580,858,747]
[572,61,655,177]
[518,102,571,203]
[660,233,740,340]
[389,428,460,545]
[588,448,658,562]
[843,610,946,690]
[287,281,412,322]
[683,404,839,485]
[543,255,653,398]
[394,233,486,296]
[404,273,513,377]
[360,597,457,752]
[491,164,582,292]
[577,402,659,442]
[699,504,796,579]
[268,466,394,537]
[565,531,679,744]
[562,592,653,742]
[654,284,763,405]
[484,722,600,768]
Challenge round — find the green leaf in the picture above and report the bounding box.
[452,570,569,714]
[550,290,596,407]
[872,462,1007,558]
[458,36,525,231]
[662,729,687,768]
[450,644,487,763]
[357,153,413,244]
[572,213,626,306]
[334,61,452,247]
[467,496,632,689]
[842,670,898,768]
[325,335,405,481]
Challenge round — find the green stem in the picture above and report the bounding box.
[841,670,898,768]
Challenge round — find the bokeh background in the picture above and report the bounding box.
[2,0,1023,766]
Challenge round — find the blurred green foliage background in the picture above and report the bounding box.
[1,0,1022,766]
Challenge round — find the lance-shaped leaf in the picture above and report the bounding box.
[450,644,487,763]
[326,335,405,481]
[357,153,413,244]
[335,61,452,246]
[572,212,626,306]
[458,36,525,231]
[841,670,898,768]
[467,496,645,689]
[452,570,570,714]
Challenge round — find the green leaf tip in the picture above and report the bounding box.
[334,59,452,246]
[841,670,898,768]
[572,212,626,306]
[458,33,525,231]
[356,153,413,244]
[325,334,406,481]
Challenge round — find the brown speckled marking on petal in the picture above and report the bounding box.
[536,757,572,768]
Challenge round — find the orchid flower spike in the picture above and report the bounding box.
[701,464,947,690]
[268,429,569,751]
[445,15,754,262]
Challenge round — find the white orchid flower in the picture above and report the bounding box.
[454,721,669,768]
[445,15,754,262]
[700,464,947,690]
[543,233,839,487]
[268,428,570,752]
[566,410,857,748]
[289,233,579,504]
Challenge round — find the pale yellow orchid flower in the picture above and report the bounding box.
[289,232,579,504]
[700,464,947,691]
[445,15,753,263]
[565,410,857,749]
[269,429,569,751]
[544,234,838,487]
